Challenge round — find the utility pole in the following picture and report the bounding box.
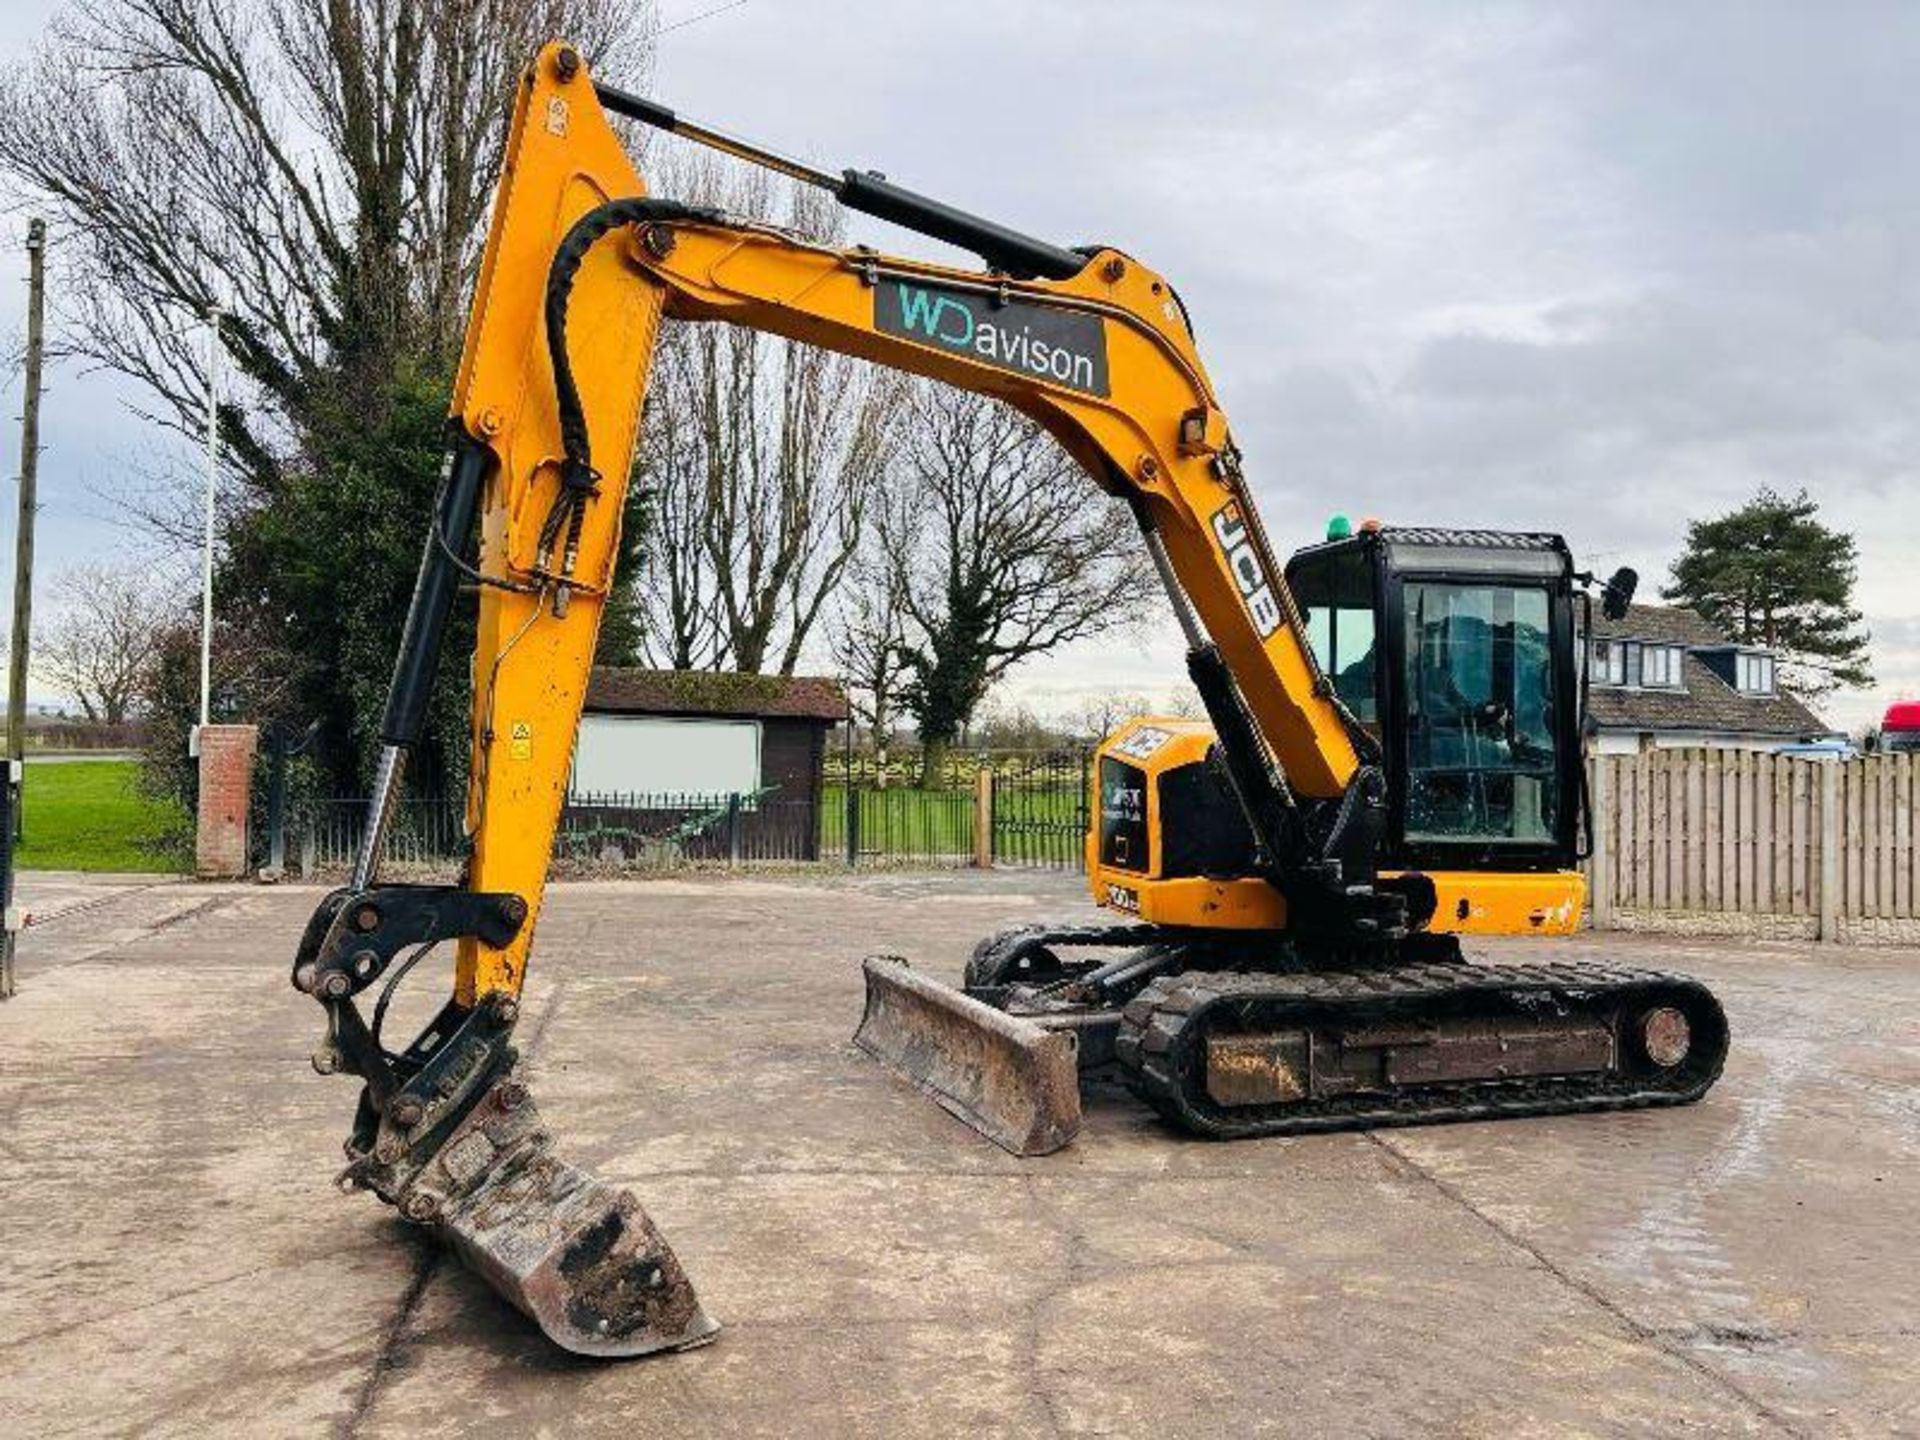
[196,307,220,737]
[3,217,48,999]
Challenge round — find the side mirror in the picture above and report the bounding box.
[1602,566,1638,622]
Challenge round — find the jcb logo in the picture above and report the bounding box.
[1210,502,1282,637]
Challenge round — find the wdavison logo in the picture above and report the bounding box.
[876,281,1110,397]
[1211,501,1283,638]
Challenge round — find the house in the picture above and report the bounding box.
[1585,604,1832,755]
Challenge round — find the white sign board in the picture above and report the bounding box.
[572,715,762,799]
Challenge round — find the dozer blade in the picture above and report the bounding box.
[406,1075,718,1357]
[853,956,1081,1156]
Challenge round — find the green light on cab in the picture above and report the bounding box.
[1326,513,1353,541]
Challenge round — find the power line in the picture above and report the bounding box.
[660,0,749,36]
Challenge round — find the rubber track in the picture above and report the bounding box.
[1115,957,1729,1139]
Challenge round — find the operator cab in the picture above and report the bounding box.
[1285,524,1583,872]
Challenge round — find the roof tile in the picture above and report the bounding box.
[1591,602,1726,647]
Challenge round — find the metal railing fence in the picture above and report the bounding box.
[286,757,1094,876]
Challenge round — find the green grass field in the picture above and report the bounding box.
[17,760,188,873]
[818,782,1085,861]
[3,765,1079,874]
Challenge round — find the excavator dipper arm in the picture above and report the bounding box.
[290,41,1390,1356]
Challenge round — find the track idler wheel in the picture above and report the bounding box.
[1637,1005,1693,1070]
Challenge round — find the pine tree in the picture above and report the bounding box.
[1662,488,1872,697]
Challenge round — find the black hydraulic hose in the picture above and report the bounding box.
[370,940,436,1060]
[379,199,715,753]
[543,197,723,496]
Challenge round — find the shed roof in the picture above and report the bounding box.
[586,668,849,722]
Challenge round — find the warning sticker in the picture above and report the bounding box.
[509,722,533,761]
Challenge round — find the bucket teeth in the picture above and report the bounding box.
[405,1075,718,1357]
[853,955,1081,1156]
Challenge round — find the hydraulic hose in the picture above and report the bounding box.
[542,198,722,506]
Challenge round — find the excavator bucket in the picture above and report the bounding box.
[292,880,718,1359]
[853,956,1081,1156]
[409,1074,719,1357]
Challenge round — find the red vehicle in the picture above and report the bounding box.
[1884,701,1920,753]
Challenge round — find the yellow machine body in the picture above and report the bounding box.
[1085,719,1585,936]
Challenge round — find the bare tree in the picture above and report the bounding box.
[967,698,1058,751]
[828,550,912,782]
[1159,683,1203,720]
[1062,690,1156,745]
[626,160,905,675]
[630,377,731,669]
[40,564,177,724]
[0,0,651,485]
[0,0,656,792]
[881,384,1154,782]
[1056,684,1201,741]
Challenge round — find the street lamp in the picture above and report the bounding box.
[175,305,222,755]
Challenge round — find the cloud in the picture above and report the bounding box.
[5,0,1918,727]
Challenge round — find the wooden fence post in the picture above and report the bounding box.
[1818,760,1840,942]
[1588,754,1612,930]
[973,770,995,869]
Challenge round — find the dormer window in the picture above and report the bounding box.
[1591,638,1684,688]
[1639,643,1683,688]
[1593,639,1627,686]
[1736,651,1775,695]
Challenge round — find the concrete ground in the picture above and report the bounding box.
[1,871,1915,1439]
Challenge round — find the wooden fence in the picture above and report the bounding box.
[1584,750,1920,943]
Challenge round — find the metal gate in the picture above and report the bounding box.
[990,748,1091,871]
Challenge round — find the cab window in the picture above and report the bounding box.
[1402,582,1558,843]
[1291,549,1378,728]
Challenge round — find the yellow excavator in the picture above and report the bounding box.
[291,43,1727,1359]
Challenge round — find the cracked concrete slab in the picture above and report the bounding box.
[0,872,1914,1437]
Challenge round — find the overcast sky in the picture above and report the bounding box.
[3,1,1918,730]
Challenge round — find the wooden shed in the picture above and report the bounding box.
[574,668,848,860]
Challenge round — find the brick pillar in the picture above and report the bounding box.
[196,724,258,878]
